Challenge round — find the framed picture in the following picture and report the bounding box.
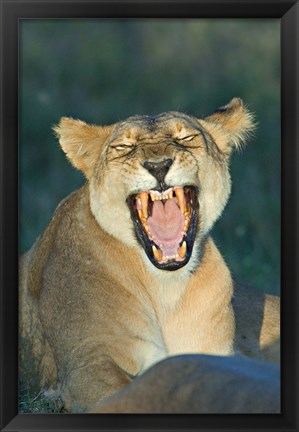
[1,1,298,431]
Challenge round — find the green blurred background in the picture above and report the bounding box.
[19,19,280,295]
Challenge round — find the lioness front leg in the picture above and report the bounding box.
[58,356,132,412]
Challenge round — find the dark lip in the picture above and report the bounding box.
[127,186,199,271]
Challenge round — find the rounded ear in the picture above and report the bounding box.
[200,98,256,155]
[53,118,114,178]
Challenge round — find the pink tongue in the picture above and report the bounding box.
[147,200,184,254]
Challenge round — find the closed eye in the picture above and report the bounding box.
[180,135,197,142]
[113,143,135,151]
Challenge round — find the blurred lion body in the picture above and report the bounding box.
[19,99,280,412]
[90,354,280,414]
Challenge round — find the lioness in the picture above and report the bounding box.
[19,98,280,412]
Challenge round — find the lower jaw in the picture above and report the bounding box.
[147,259,191,271]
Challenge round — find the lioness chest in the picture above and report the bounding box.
[124,276,234,376]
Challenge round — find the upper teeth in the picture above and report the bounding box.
[149,187,174,202]
[137,186,189,219]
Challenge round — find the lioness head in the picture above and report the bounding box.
[54,98,254,273]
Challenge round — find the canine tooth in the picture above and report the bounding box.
[178,241,187,259]
[175,187,186,214]
[152,245,163,262]
[139,192,149,218]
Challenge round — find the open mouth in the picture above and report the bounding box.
[127,186,199,270]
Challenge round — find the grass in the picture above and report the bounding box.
[19,385,66,414]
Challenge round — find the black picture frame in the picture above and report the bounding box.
[0,1,298,431]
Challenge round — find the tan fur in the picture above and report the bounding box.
[90,354,280,414]
[19,98,280,412]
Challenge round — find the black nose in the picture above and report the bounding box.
[143,158,173,189]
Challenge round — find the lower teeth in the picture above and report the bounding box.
[151,241,187,263]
